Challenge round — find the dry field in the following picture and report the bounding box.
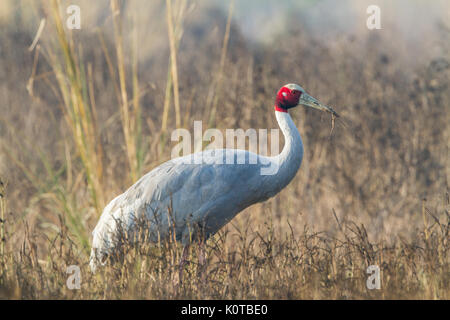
[0,0,448,299]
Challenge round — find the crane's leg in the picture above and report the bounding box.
[178,244,190,285]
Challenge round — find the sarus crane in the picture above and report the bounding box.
[90,83,339,272]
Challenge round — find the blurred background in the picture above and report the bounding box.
[0,0,448,254]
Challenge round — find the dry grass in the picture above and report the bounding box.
[0,0,449,299]
[0,203,448,299]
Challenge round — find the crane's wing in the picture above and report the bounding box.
[90,149,277,270]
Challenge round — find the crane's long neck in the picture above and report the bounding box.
[266,109,304,193]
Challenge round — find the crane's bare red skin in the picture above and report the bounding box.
[274,105,288,113]
[274,86,302,112]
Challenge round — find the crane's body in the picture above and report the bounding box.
[90,84,338,272]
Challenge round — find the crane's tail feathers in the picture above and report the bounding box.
[89,248,108,273]
[89,208,145,273]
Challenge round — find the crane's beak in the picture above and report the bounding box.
[298,93,340,117]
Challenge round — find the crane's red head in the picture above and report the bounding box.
[274,83,340,117]
[275,84,304,112]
